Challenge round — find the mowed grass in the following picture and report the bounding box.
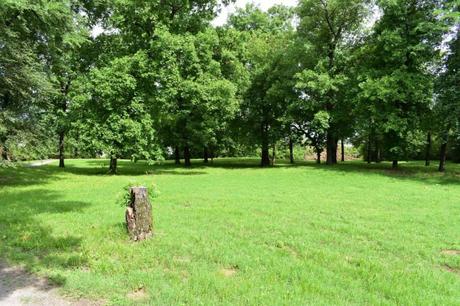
[0,159,459,305]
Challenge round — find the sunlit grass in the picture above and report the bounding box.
[0,159,459,305]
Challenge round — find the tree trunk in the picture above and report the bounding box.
[376,148,382,163]
[375,138,381,163]
[210,148,214,163]
[439,142,447,172]
[58,80,70,168]
[326,132,337,165]
[261,125,270,167]
[425,132,432,167]
[261,143,270,167]
[174,146,181,165]
[289,138,294,164]
[367,133,372,164]
[125,187,153,241]
[58,131,65,168]
[203,147,209,163]
[0,139,8,161]
[271,143,276,166]
[1,149,8,161]
[316,149,321,164]
[109,156,118,174]
[341,138,345,162]
[184,145,191,167]
[392,160,398,169]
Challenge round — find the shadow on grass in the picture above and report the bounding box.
[0,166,58,187]
[62,160,208,177]
[0,189,90,298]
[116,158,459,185]
[1,158,459,187]
[293,161,460,186]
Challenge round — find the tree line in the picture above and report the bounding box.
[0,0,458,173]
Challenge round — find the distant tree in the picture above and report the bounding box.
[296,0,371,165]
[72,53,161,173]
[436,28,459,171]
[358,0,450,168]
[149,29,238,166]
[227,4,296,166]
[0,0,81,161]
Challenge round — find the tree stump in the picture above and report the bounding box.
[125,187,153,241]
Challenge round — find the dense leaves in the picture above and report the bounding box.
[1,0,458,171]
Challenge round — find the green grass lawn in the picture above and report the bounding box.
[1,159,459,305]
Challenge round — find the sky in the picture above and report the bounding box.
[212,0,298,26]
[92,1,298,37]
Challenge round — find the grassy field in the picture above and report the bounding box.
[0,159,459,305]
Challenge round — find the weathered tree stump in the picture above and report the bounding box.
[125,187,153,241]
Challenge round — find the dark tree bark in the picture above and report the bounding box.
[174,146,181,165]
[439,142,447,172]
[184,145,191,167]
[289,138,294,164]
[125,187,153,241]
[375,139,381,163]
[332,140,338,164]
[203,147,209,163]
[341,138,345,162]
[0,137,8,161]
[367,133,372,164]
[58,131,65,168]
[425,132,432,167]
[261,143,270,167]
[271,143,276,166]
[392,160,398,169]
[1,147,7,161]
[109,156,118,174]
[210,148,214,163]
[326,133,337,165]
[57,79,70,168]
[316,148,322,164]
[261,125,270,167]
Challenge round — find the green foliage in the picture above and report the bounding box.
[436,29,460,142]
[149,27,238,161]
[72,53,162,162]
[356,0,452,162]
[295,0,371,163]
[117,182,160,208]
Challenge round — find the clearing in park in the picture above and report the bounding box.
[0,159,459,305]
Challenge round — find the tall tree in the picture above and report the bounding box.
[72,53,161,173]
[296,0,370,165]
[358,0,451,168]
[0,0,81,161]
[228,4,296,166]
[436,27,459,171]
[150,29,238,166]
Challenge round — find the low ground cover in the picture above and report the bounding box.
[0,159,459,305]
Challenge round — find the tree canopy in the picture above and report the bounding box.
[1,0,458,172]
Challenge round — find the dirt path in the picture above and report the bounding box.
[27,160,55,167]
[0,261,99,306]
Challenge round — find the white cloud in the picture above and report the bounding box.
[213,0,298,27]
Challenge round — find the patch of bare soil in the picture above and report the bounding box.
[26,160,54,167]
[441,249,460,255]
[0,261,101,306]
[126,287,148,301]
[220,267,238,277]
[443,264,460,276]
